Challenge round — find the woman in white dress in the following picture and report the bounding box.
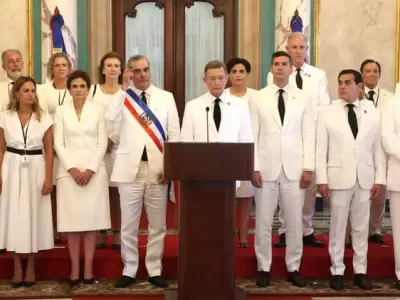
[0,76,54,287]
[54,70,110,285]
[38,52,72,244]
[226,57,255,248]
[91,52,123,250]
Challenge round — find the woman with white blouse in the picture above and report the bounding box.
[38,52,72,244]
[90,52,123,250]
[54,70,110,285]
[226,57,255,248]
[0,76,54,287]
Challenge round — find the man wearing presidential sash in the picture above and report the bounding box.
[107,55,180,288]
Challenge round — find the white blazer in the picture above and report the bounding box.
[316,99,386,190]
[381,96,400,191]
[251,83,315,181]
[0,78,13,111]
[180,91,253,143]
[54,100,107,179]
[267,63,330,122]
[363,87,393,111]
[106,84,180,183]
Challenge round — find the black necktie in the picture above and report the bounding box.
[295,68,303,89]
[367,90,375,102]
[347,104,358,139]
[278,89,285,124]
[141,91,148,161]
[213,98,221,131]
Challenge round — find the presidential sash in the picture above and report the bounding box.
[124,89,179,204]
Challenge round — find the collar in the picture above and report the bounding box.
[364,85,379,95]
[207,90,228,105]
[341,99,360,108]
[270,83,289,94]
[293,62,306,72]
[6,77,14,84]
[131,84,154,97]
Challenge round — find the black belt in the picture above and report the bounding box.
[6,146,43,155]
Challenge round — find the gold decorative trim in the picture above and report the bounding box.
[26,0,33,77]
[313,0,320,67]
[395,0,400,84]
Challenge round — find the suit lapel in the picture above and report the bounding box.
[283,90,294,129]
[267,89,282,129]
[336,102,355,141]
[356,103,369,142]
[205,99,218,137]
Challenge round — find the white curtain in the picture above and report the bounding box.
[125,3,164,89]
[185,2,224,102]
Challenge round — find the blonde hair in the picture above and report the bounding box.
[8,76,43,121]
[46,52,72,80]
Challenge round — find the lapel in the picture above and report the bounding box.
[356,102,369,142]
[334,101,355,142]
[283,88,295,129]
[265,88,283,129]
[204,94,218,137]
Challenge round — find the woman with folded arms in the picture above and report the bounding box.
[54,70,110,285]
[0,76,54,287]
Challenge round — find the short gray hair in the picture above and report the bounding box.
[287,33,308,45]
[1,49,22,64]
[126,55,150,68]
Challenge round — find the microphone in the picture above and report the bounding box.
[205,107,210,143]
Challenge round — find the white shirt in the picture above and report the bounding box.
[340,99,362,126]
[364,86,380,107]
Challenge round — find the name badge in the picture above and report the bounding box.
[21,155,29,167]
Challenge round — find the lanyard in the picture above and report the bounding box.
[364,88,380,108]
[20,113,32,151]
[58,89,67,106]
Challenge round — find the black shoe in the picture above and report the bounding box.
[111,244,121,250]
[354,273,372,290]
[303,234,324,248]
[69,278,81,288]
[274,233,286,248]
[24,281,36,287]
[83,278,98,284]
[330,275,344,290]
[96,243,107,249]
[256,271,270,288]
[11,281,23,288]
[148,276,168,288]
[369,234,384,244]
[287,271,305,287]
[395,280,400,290]
[115,275,136,288]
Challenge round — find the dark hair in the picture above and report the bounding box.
[98,52,124,84]
[204,60,227,75]
[338,69,363,85]
[67,70,91,89]
[360,59,381,74]
[226,57,251,73]
[271,51,293,66]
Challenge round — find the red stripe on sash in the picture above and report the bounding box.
[124,98,164,152]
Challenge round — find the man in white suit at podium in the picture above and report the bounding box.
[316,69,386,291]
[180,60,253,143]
[251,51,315,288]
[107,55,180,289]
[267,33,330,248]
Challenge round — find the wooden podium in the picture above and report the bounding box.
[163,142,254,300]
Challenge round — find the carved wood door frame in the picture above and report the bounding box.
[112,0,237,119]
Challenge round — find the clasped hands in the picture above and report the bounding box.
[68,167,95,186]
[251,170,313,189]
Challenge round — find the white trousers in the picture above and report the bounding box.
[329,182,370,275]
[255,169,304,272]
[389,192,400,279]
[369,187,387,235]
[278,175,316,236]
[118,162,168,278]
